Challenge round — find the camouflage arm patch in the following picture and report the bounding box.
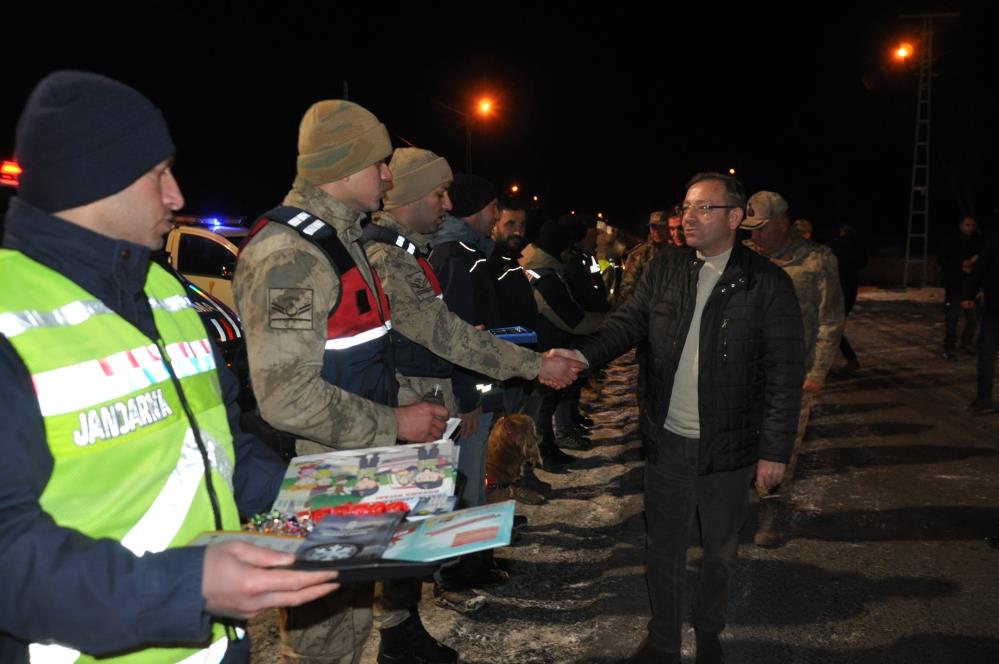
[269,288,314,329]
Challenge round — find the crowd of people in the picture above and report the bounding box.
[1,70,995,664]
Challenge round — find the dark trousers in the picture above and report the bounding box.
[945,299,979,351]
[977,310,999,401]
[840,286,858,362]
[643,429,755,653]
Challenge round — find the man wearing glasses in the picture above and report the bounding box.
[571,172,804,663]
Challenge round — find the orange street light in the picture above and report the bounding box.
[477,97,494,115]
[510,184,520,193]
[728,167,736,175]
[894,42,914,60]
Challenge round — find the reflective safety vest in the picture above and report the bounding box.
[361,223,451,379]
[0,250,241,664]
[246,207,396,405]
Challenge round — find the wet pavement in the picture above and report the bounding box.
[251,294,999,663]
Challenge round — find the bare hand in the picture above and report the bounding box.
[960,300,975,310]
[395,401,449,442]
[202,541,340,620]
[803,378,824,394]
[538,349,587,389]
[755,459,786,493]
[459,406,482,437]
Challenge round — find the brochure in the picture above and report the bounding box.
[383,500,515,562]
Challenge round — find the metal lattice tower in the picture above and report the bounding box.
[900,12,959,287]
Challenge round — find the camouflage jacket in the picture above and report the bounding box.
[618,240,668,303]
[233,180,397,454]
[365,213,542,414]
[747,232,845,384]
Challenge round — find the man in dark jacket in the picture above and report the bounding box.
[0,71,338,664]
[572,172,804,664]
[962,231,999,414]
[939,216,985,359]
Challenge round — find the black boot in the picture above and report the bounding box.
[694,628,724,664]
[378,609,458,664]
[539,440,575,472]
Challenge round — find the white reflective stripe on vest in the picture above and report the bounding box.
[32,339,216,417]
[121,428,234,556]
[0,300,113,338]
[175,635,228,664]
[148,294,195,314]
[29,633,230,664]
[589,256,601,274]
[0,297,193,340]
[324,320,392,351]
[28,643,80,664]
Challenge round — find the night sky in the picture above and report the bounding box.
[3,2,996,250]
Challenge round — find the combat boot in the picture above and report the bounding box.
[377,609,458,664]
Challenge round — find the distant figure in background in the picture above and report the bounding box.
[939,216,985,360]
[961,230,999,415]
[793,218,813,241]
[828,222,868,374]
[618,207,682,303]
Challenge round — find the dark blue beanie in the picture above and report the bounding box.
[15,70,175,212]
[448,173,497,218]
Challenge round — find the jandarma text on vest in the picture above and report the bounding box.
[73,389,175,447]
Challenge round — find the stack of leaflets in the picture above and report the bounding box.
[272,438,460,517]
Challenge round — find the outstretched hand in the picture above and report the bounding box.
[202,541,340,620]
[538,349,588,389]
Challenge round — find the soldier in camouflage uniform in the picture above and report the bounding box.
[363,148,578,506]
[234,101,452,664]
[618,208,683,303]
[742,190,845,548]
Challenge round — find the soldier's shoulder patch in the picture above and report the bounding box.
[406,271,438,301]
[269,288,314,329]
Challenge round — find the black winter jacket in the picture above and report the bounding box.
[579,243,805,474]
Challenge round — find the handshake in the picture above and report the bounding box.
[537,348,589,390]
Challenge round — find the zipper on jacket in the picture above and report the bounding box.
[721,318,730,362]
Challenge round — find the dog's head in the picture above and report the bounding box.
[487,414,542,487]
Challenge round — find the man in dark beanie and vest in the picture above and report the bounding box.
[0,70,341,663]
[234,101,456,664]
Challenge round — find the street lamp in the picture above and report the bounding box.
[437,96,496,173]
[510,183,520,194]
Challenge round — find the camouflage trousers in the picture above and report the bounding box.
[280,578,423,663]
[781,391,815,491]
[279,583,373,664]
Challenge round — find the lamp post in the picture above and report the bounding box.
[896,12,959,287]
[440,96,494,173]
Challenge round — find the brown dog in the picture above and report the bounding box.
[484,414,542,504]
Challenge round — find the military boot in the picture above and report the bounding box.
[377,609,458,664]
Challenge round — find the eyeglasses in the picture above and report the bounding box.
[680,203,739,217]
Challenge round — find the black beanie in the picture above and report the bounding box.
[448,173,497,218]
[15,70,175,212]
[557,213,588,243]
[535,218,575,258]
